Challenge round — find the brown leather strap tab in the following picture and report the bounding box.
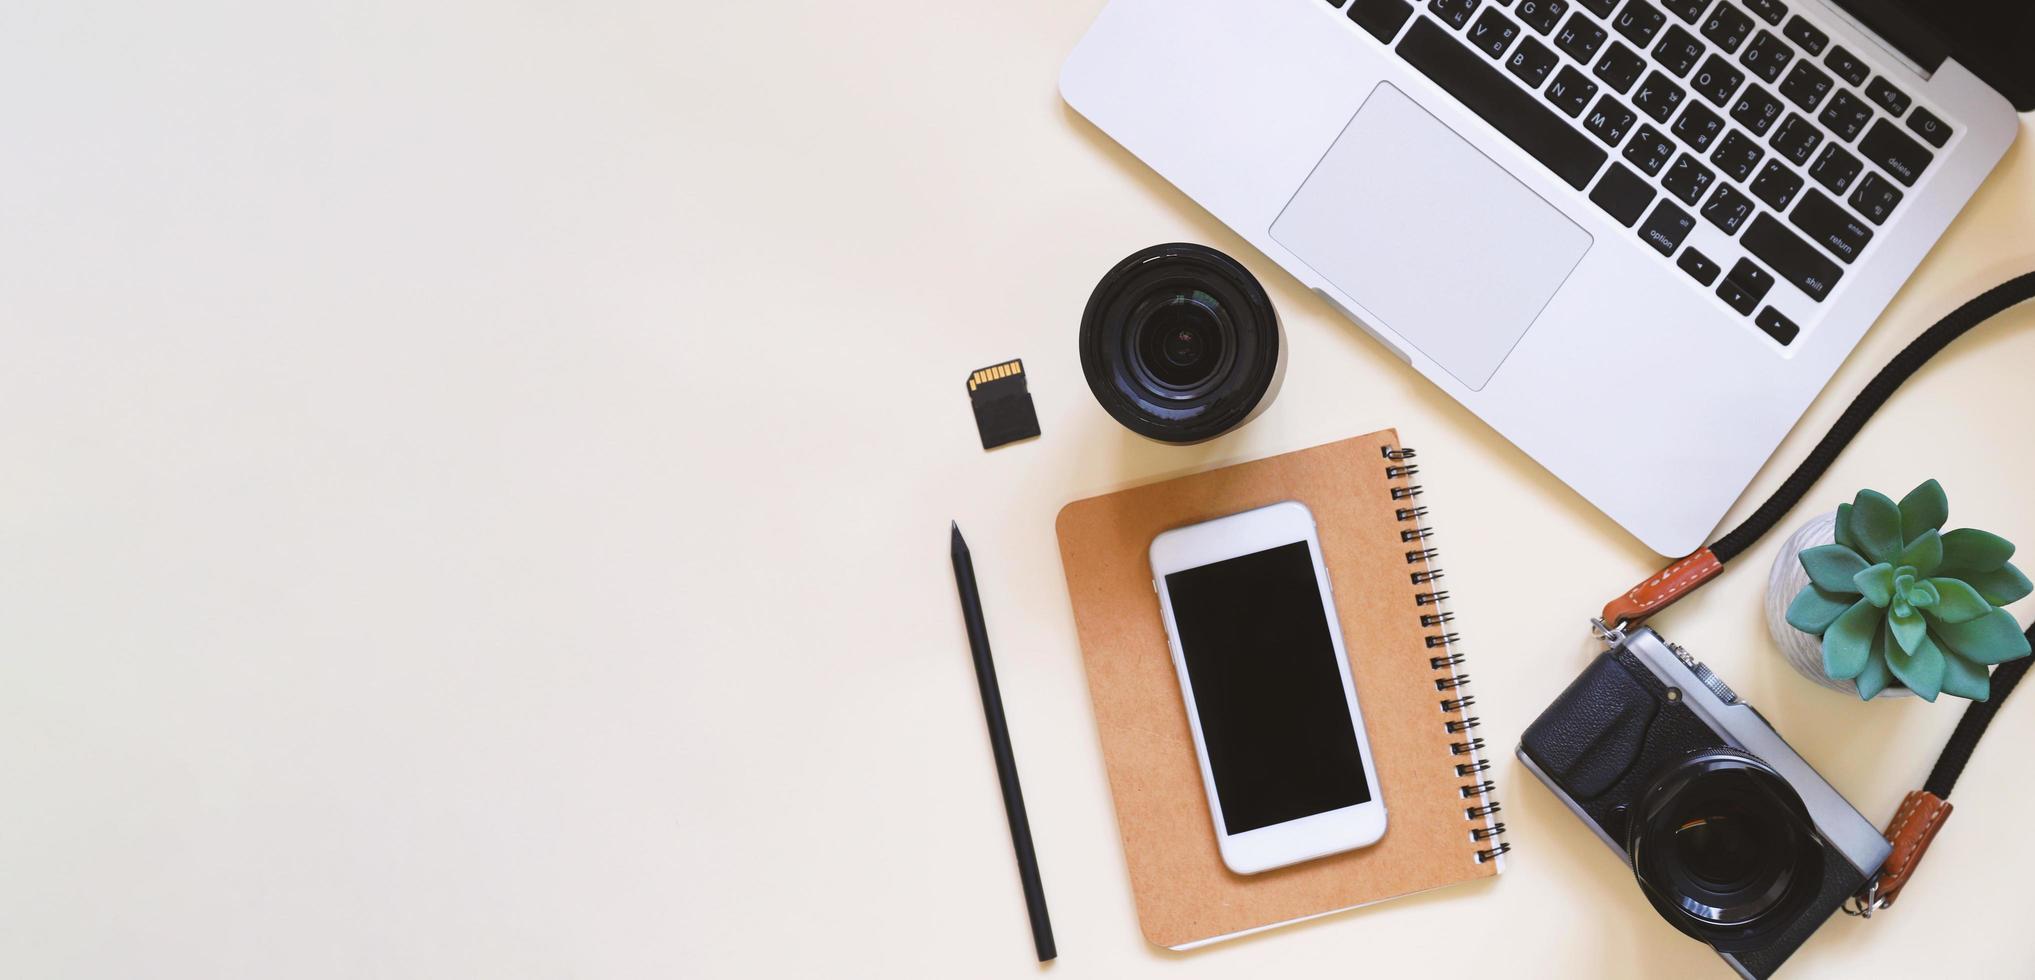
[1875,790,1953,908]
[1600,548,1723,627]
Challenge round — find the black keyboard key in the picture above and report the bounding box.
[1632,70,1686,121]
[1653,26,1705,77]
[1702,182,1754,233]
[1749,158,1804,209]
[1700,2,1754,53]
[1583,96,1638,145]
[1744,213,1840,299]
[1717,276,1760,313]
[1729,82,1782,134]
[1546,64,1599,115]
[1727,257,1774,298]
[1555,13,1608,61]
[1790,187,1873,263]
[1662,0,1710,22]
[1807,142,1862,194]
[1613,0,1667,45]
[1905,106,1951,148]
[1848,171,1903,225]
[1431,0,1484,29]
[1865,76,1910,116]
[1756,306,1799,344]
[1468,9,1523,56]
[1398,18,1612,189]
[1710,129,1763,180]
[1862,118,1934,184]
[1639,200,1697,254]
[1744,0,1785,25]
[1781,14,1826,55]
[1594,43,1647,92]
[1778,61,1833,111]
[1739,30,1794,83]
[1624,123,1676,174]
[1690,55,1745,106]
[1818,89,1873,142]
[1349,0,1417,42]
[1591,162,1657,225]
[1673,101,1725,151]
[1661,152,1716,203]
[1824,45,1868,87]
[1770,112,1822,163]
[1516,0,1568,34]
[1678,247,1721,285]
[1578,0,1618,14]
[1507,36,1561,87]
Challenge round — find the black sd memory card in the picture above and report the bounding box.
[967,359,1040,450]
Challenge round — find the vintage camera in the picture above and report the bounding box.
[1517,626,1891,979]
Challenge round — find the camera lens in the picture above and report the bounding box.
[1080,243,1281,443]
[1628,750,1826,953]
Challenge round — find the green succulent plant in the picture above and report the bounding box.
[1785,480,2032,701]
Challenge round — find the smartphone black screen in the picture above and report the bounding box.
[1164,540,1370,834]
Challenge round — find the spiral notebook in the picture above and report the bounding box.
[1054,429,1506,949]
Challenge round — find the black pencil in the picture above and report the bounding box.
[950,521,1056,962]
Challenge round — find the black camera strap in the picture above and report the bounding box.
[1596,270,2035,914]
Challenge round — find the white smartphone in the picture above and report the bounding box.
[1150,500,1387,874]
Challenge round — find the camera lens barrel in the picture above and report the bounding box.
[1627,749,1826,953]
[1079,243,1283,443]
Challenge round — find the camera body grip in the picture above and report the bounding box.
[1520,649,1720,840]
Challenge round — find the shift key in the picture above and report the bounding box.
[1744,214,1841,301]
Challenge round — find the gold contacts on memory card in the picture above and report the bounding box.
[967,359,1040,450]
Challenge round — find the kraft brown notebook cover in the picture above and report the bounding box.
[1054,429,1505,949]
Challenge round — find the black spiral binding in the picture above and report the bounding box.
[1384,444,1511,865]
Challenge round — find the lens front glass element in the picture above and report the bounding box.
[1630,753,1826,951]
[1131,289,1232,393]
[1660,775,1800,926]
[1676,805,1763,889]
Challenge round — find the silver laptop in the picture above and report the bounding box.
[1061,0,2027,555]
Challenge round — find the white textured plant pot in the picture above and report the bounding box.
[1765,510,1913,698]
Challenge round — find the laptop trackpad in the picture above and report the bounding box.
[1270,83,1591,391]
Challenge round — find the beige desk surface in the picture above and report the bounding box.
[2,2,2031,977]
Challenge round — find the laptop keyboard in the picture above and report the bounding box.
[1327,0,1954,348]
